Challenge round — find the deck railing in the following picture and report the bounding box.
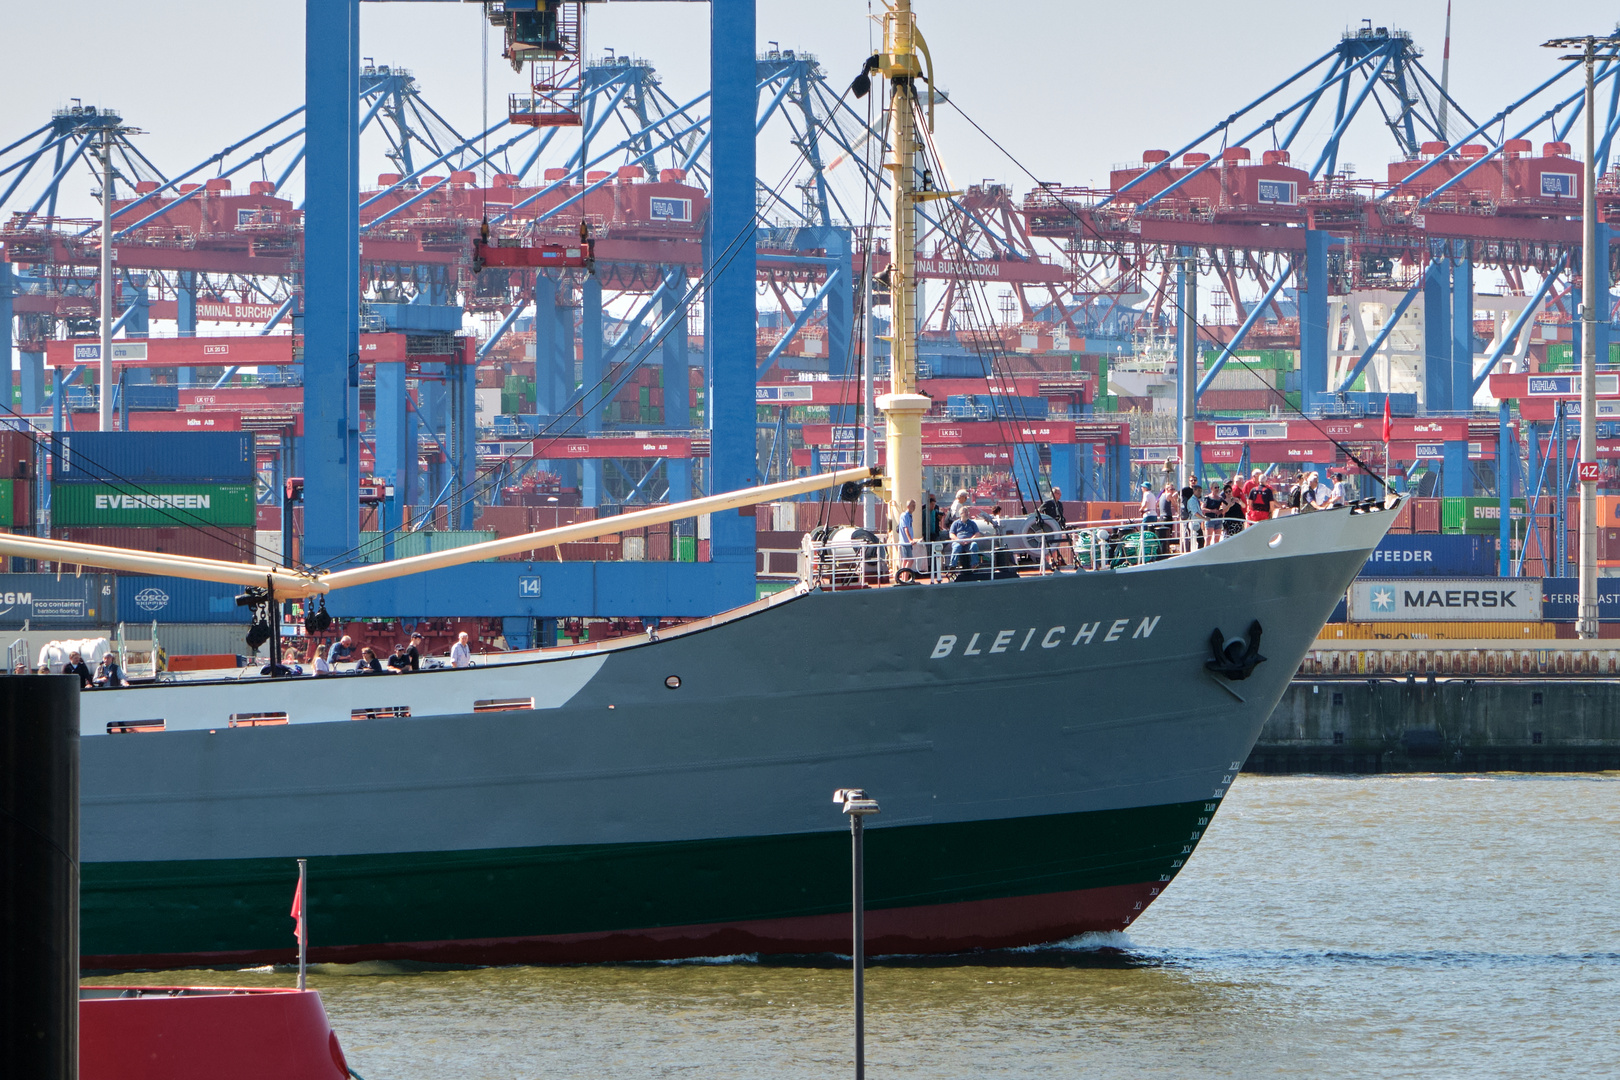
[803,512,1258,591]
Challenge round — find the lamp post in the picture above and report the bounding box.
[835,787,880,1080]
[1543,32,1620,638]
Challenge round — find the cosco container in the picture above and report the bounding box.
[0,572,114,629]
[50,431,254,484]
[1358,534,1498,578]
[50,483,256,528]
[51,526,258,563]
[117,576,253,625]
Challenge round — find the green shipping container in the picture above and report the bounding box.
[0,479,12,527]
[356,530,497,563]
[675,535,697,562]
[51,482,256,528]
[1441,497,1527,534]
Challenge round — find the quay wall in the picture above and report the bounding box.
[1249,679,1620,773]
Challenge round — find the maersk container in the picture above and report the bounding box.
[50,431,254,484]
[1358,534,1498,578]
[117,575,253,625]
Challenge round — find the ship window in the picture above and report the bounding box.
[473,697,535,713]
[229,712,289,727]
[107,719,164,734]
[352,705,412,721]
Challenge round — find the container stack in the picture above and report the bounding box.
[48,431,260,566]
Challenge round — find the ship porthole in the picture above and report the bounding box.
[1268,533,1283,548]
[665,675,682,690]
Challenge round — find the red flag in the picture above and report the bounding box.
[1381,395,1393,444]
[290,874,305,945]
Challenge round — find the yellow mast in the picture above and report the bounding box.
[875,0,934,533]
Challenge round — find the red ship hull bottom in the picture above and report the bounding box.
[85,882,1158,971]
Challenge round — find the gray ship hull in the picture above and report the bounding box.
[76,506,1391,967]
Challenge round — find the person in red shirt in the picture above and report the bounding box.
[1246,471,1276,522]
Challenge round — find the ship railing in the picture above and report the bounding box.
[803,512,1249,591]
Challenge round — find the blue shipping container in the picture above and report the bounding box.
[51,431,254,484]
[1358,534,1496,578]
[117,575,253,625]
[0,572,115,628]
[1540,577,1620,622]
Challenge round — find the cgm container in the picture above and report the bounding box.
[50,431,254,484]
[0,572,114,629]
[117,576,254,625]
[50,483,256,528]
[51,526,258,563]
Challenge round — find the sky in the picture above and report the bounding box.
[3,4,1607,480]
[4,2,1618,257]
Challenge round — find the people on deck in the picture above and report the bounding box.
[450,631,473,669]
[65,651,93,688]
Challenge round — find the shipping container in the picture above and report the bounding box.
[1411,497,1441,533]
[1348,577,1543,622]
[1317,621,1556,641]
[356,530,496,563]
[51,526,258,563]
[1540,577,1620,621]
[1359,534,1499,578]
[50,431,254,483]
[0,429,37,479]
[1440,497,1527,535]
[50,483,257,528]
[0,572,114,629]
[117,576,254,624]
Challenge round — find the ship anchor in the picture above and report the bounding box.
[1206,621,1267,681]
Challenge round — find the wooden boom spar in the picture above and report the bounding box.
[0,466,882,599]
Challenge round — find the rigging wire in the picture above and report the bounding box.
[400,77,877,545]
[939,92,1399,491]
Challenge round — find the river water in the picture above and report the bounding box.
[86,774,1620,1078]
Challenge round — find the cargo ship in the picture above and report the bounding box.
[1,0,1398,968]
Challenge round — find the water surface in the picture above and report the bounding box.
[88,774,1620,1078]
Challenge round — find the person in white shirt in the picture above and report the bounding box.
[946,489,972,525]
[450,631,473,669]
[1329,472,1348,507]
[1139,482,1159,521]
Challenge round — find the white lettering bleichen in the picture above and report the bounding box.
[931,616,1160,659]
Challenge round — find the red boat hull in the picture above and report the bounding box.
[80,987,349,1080]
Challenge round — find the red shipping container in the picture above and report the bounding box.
[1388,498,1414,533]
[52,525,259,564]
[11,477,32,527]
[0,430,36,479]
[475,505,534,538]
[1411,498,1441,533]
